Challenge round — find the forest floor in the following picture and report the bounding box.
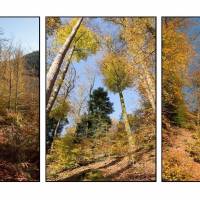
[0,124,39,181]
[163,126,200,181]
[48,147,155,182]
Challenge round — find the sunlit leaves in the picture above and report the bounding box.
[162,18,195,125]
[100,52,135,93]
[55,19,99,62]
[46,17,61,36]
[49,100,70,121]
[162,19,194,106]
[120,18,155,65]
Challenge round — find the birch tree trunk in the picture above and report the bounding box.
[46,17,83,104]
[119,91,135,162]
[140,64,155,112]
[54,119,61,138]
[46,46,75,114]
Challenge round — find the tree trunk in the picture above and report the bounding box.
[8,63,12,109]
[14,61,19,112]
[119,91,135,162]
[48,119,61,152]
[54,119,61,138]
[46,18,83,104]
[119,91,131,134]
[46,46,75,114]
[140,64,155,112]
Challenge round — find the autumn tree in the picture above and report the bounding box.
[46,47,75,114]
[190,70,200,129]
[46,18,83,104]
[46,18,99,114]
[106,18,156,112]
[100,52,135,161]
[162,18,194,126]
[13,48,25,112]
[46,17,100,149]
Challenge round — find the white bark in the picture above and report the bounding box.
[139,64,155,112]
[46,46,75,114]
[46,18,83,104]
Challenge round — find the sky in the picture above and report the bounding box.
[0,17,39,53]
[189,18,200,70]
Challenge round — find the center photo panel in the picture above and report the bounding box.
[45,17,156,182]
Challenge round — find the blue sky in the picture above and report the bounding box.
[0,18,39,53]
[178,18,200,110]
[48,18,142,120]
[72,52,141,120]
[189,18,200,71]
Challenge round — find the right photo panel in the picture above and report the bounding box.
[162,17,200,181]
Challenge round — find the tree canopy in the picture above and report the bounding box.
[55,19,99,61]
[100,52,135,93]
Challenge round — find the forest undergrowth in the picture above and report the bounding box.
[47,109,155,181]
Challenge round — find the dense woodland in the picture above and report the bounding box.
[162,18,200,181]
[0,32,39,181]
[46,17,156,181]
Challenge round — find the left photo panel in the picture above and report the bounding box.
[0,17,40,181]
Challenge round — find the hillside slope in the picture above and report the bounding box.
[163,126,200,181]
[47,146,155,181]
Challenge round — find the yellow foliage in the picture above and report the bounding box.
[55,18,99,61]
[46,17,61,35]
[108,18,156,104]
[163,150,193,181]
[162,18,194,106]
[100,52,135,93]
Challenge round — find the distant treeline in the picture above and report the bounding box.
[23,51,39,76]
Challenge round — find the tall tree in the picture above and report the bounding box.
[46,18,99,111]
[13,48,24,112]
[162,18,194,126]
[100,52,135,161]
[46,18,83,104]
[46,46,75,114]
[106,18,156,112]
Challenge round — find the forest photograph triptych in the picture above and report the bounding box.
[0,16,199,182]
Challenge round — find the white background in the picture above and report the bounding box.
[0,0,200,199]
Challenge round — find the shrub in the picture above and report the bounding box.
[83,169,104,181]
[6,111,23,127]
[47,134,80,174]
